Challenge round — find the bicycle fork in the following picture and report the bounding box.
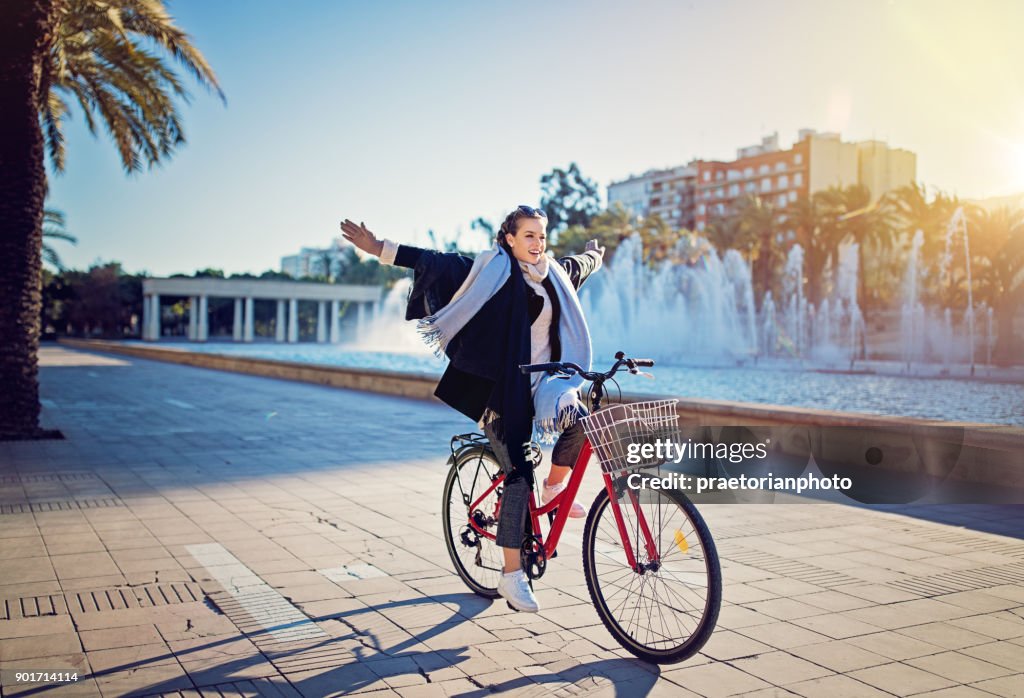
[603,472,661,572]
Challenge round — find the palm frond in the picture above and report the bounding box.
[40,0,223,173]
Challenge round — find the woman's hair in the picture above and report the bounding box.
[496,205,547,249]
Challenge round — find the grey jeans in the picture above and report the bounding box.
[484,407,589,549]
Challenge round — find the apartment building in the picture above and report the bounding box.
[280,240,349,279]
[695,130,873,230]
[608,164,698,230]
[612,130,916,234]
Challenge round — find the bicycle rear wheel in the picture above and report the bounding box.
[442,447,504,598]
[582,476,721,664]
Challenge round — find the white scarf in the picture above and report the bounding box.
[417,245,592,441]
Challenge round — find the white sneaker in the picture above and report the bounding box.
[497,569,540,613]
[541,478,587,519]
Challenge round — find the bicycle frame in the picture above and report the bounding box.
[463,437,661,571]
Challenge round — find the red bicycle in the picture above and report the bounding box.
[442,352,721,664]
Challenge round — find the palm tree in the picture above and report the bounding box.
[784,192,843,307]
[833,184,898,315]
[42,208,77,270]
[0,0,221,438]
[732,195,778,301]
[888,182,959,305]
[968,207,1024,365]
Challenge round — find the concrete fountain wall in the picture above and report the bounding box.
[59,338,1023,491]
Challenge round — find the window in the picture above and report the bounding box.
[697,204,706,215]
[788,190,797,202]
[759,164,770,175]
[651,197,661,206]
[697,221,706,231]
[704,191,711,200]
[716,203,725,215]
[775,162,786,172]
[716,171,724,180]
[794,154,803,165]
[777,194,787,207]
[716,187,724,198]
[744,167,754,178]
[729,184,739,196]
[794,172,803,186]
[703,171,711,181]
[728,169,740,180]
[778,175,789,189]
[761,178,772,192]
[745,181,756,193]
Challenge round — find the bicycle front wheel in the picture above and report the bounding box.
[582,477,721,664]
[442,447,504,598]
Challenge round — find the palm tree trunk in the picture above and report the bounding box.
[0,0,58,438]
[857,239,868,359]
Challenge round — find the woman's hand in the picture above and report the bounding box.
[585,239,606,258]
[340,219,384,257]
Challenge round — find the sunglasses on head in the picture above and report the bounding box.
[515,205,547,218]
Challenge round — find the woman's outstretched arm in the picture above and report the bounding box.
[340,219,384,257]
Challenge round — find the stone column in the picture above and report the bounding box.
[316,301,327,343]
[356,301,366,338]
[151,294,161,340]
[329,300,340,343]
[142,295,152,340]
[198,295,208,342]
[188,296,198,341]
[275,300,286,342]
[233,299,243,341]
[243,297,254,342]
[288,298,298,343]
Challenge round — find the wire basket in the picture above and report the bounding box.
[580,399,681,474]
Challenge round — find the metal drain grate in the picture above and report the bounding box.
[725,547,863,588]
[141,676,300,698]
[0,473,100,484]
[0,497,124,514]
[0,594,68,620]
[886,561,1024,597]
[69,582,203,613]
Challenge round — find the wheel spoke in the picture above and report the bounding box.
[584,486,721,660]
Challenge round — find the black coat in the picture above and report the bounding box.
[394,245,601,444]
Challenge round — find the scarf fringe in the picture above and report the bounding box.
[416,317,447,359]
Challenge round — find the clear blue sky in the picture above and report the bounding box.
[47,0,1024,276]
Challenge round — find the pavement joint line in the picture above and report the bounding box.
[186,542,327,644]
[318,563,388,582]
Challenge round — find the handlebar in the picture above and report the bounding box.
[520,351,654,380]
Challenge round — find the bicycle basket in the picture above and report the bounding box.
[580,399,681,474]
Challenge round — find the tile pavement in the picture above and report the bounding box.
[0,345,1021,697]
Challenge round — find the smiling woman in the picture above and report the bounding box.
[340,207,606,613]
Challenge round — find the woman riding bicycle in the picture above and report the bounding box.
[340,206,604,612]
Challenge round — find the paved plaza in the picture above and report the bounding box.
[0,346,1022,698]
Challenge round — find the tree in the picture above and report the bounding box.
[539,163,601,237]
[968,206,1024,365]
[549,203,634,260]
[888,182,960,306]
[42,207,77,270]
[833,184,897,314]
[0,0,221,437]
[784,192,842,307]
[732,196,779,301]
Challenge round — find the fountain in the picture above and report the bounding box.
[944,207,976,375]
[901,230,926,370]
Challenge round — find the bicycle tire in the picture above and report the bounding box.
[582,479,721,664]
[442,447,504,598]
